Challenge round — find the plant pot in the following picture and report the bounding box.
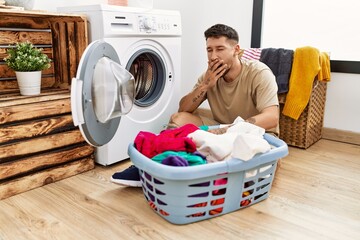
[15,71,41,96]
[108,0,128,6]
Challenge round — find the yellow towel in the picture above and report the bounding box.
[317,52,331,82]
[282,46,320,120]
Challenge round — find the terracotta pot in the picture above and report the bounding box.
[107,0,128,6]
[15,71,41,95]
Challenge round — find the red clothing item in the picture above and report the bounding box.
[158,123,199,138]
[134,124,199,158]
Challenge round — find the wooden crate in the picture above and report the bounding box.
[0,9,88,91]
[0,10,94,200]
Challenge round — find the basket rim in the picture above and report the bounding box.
[128,133,288,181]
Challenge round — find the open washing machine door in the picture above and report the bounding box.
[71,40,135,147]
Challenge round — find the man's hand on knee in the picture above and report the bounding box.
[207,126,229,135]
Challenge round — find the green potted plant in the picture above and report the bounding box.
[3,41,51,95]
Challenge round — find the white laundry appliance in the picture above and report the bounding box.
[59,4,182,165]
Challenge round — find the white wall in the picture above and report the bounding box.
[153,0,253,96]
[262,0,360,61]
[262,0,360,134]
[32,0,359,134]
[33,0,107,12]
[324,73,360,132]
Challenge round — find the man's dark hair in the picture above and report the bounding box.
[204,24,239,43]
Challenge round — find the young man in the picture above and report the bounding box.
[111,24,279,187]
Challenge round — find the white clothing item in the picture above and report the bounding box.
[188,118,271,162]
[232,133,271,160]
[226,121,265,136]
[219,116,244,128]
[227,117,269,160]
[187,130,238,163]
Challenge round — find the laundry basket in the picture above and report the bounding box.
[128,133,288,225]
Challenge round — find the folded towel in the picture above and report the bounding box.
[282,46,321,120]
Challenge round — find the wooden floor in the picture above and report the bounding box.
[0,139,359,240]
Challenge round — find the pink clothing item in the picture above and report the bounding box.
[241,48,262,61]
[134,124,199,158]
[159,123,199,138]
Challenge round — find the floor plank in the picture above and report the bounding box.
[0,139,359,240]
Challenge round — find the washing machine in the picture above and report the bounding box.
[59,4,182,165]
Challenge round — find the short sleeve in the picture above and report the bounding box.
[252,68,279,112]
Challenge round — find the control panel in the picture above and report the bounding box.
[138,15,179,34]
[58,4,182,37]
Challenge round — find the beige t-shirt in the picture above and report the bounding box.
[195,59,279,135]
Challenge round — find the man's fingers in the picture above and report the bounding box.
[209,59,222,71]
[215,64,227,75]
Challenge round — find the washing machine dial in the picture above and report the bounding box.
[143,17,153,30]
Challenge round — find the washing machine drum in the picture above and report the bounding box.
[71,40,135,147]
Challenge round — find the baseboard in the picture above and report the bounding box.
[322,128,360,145]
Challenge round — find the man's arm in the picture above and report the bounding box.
[245,105,279,130]
[208,105,279,135]
[178,82,208,112]
[178,59,227,113]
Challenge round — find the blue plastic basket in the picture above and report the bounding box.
[128,133,288,225]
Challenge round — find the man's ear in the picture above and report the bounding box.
[234,44,241,56]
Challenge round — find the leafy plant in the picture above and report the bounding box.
[3,41,51,72]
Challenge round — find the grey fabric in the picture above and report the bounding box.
[260,48,294,93]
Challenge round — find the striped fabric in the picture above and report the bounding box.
[240,48,262,61]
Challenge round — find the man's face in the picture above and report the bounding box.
[206,36,238,70]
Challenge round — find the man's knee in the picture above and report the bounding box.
[168,112,181,128]
[169,112,189,127]
[168,111,203,127]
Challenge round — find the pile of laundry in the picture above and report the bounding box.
[134,117,271,167]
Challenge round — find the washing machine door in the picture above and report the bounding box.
[71,40,135,147]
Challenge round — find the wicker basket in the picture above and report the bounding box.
[279,80,327,149]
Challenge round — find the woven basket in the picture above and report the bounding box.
[279,80,327,149]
